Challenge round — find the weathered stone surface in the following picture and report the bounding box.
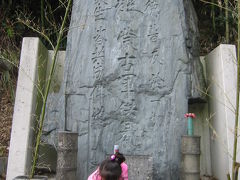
[125,155,153,180]
[42,51,66,146]
[181,136,200,155]
[46,0,204,179]
[56,132,78,180]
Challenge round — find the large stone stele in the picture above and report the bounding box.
[46,0,205,179]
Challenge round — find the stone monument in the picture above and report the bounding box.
[44,0,205,179]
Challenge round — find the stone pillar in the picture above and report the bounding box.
[6,38,48,180]
[56,131,78,180]
[181,136,201,180]
[206,44,239,179]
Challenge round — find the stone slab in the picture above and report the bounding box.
[52,0,206,179]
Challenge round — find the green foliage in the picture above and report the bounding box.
[14,0,71,50]
[0,0,71,105]
[193,0,238,53]
[0,71,15,102]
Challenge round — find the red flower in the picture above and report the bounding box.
[184,113,196,118]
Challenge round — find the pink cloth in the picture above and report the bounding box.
[88,162,128,180]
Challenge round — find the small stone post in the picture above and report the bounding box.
[56,131,78,180]
[181,113,200,180]
[181,135,201,180]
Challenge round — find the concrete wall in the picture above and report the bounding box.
[6,38,65,180]
[205,44,239,179]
